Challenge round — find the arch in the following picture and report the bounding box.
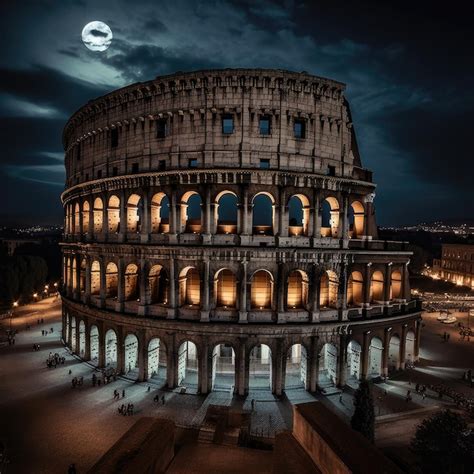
[287,270,309,309]
[347,271,363,306]
[179,266,201,306]
[147,338,167,385]
[105,262,118,298]
[285,343,307,389]
[72,258,77,291]
[107,195,120,233]
[249,344,272,390]
[82,201,90,233]
[288,194,310,236]
[214,268,237,308]
[124,333,139,378]
[405,330,416,363]
[177,341,198,393]
[78,320,85,357]
[90,260,101,296]
[388,335,400,371]
[90,325,99,364]
[212,343,236,392]
[390,270,402,300]
[74,203,80,234]
[93,197,103,233]
[321,197,339,238]
[124,263,139,301]
[148,265,169,304]
[319,270,339,308]
[318,343,338,387]
[370,270,384,302]
[368,337,383,377]
[79,259,86,293]
[70,316,77,351]
[251,270,273,309]
[252,192,274,235]
[105,329,117,369]
[151,193,169,233]
[126,194,142,233]
[181,192,202,233]
[347,340,362,381]
[216,191,238,234]
[349,201,365,238]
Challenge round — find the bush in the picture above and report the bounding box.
[351,379,375,443]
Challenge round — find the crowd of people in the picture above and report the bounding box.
[117,403,134,416]
[46,352,65,368]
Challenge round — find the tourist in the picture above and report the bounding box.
[147,386,151,392]
[415,383,420,393]
[161,395,165,405]
[153,394,159,403]
[122,389,125,398]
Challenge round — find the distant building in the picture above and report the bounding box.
[437,244,474,289]
[0,238,41,256]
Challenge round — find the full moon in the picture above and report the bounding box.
[81,21,113,52]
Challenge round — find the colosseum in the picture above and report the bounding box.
[61,68,422,397]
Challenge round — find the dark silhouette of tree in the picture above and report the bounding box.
[351,379,375,443]
[411,409,474,474]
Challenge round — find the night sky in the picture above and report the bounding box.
[1,0,473,226]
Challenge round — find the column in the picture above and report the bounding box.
[312,190,321,243]
[310,264,320,322]
[87,200,94,241]
[167,257,177,319]
[74,320,80,354]
[340,193,349,243]
[414,320,421,362]
[277,187,287,237]
[308,336,320,392]
[67,313,73,349]
[363,263,372,309]
[102,194,108,241]
[239,261,248,323]
[99,259,106,309]
[401,262,410,302]
[272,339,284,396]
[170,188,178,235]
[166,337,177,388]
[236,339,248,396]
[277,263,285,321]
[78,201,84,240]
[382,328,391,377]
[200,259,210,322]
[116,326,124,375]
[203,187,212,242]
[337,334,347,388]
[115,258,125,312]
[383,263,392,306]
[337,261,348,321]
[138,258,148,316]
[140,190,150,243]
[68,255,74,297]
[241,186,250,235]
[84,321,91,361]
[137,330,147,382]
[361,331,370,380]
[399,324,407,369]
[84,256,91,304]
[118,189,126,242]
[200,342,211,395]
[73,255,81,300]
[97,322,105,368]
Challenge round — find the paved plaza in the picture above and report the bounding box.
[0,298,472,473]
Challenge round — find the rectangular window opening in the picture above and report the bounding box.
[110,128,119,148]
[294,119,306,139]
[189,158,198,168]
[260,159,270,169]
[222,115,234,134]
[156,119,168,139]
[259,116,271,135]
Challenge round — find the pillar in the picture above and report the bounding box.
[166,337,177,388]
[140,190,150,243]
[337,334,347,387]
[102,194,108,240]
[241,186,250,235]
[340,193,349,242]
[118,189,126,242]
[99,259,106,309]
[310,264,320,322]
[236,339,248,396]
[277,263,285,317]
[338,261,348,321]
[401,262,410,302]
[278,187,287,237]
[138,258,148,316]
[204,186,211,237]
[200,342,212,395]
[137,330,147,382]
[361,331,370,380]
[87,200,94,241]
[399,324,407,369]
[169,188,178,236]
[308,337,320,392]
[363,263,372,309]
[167,258,177,319]
[382,328,391,377]
[239,261,248,323]
[115,258,125,312]
[383,263,392,306]
[312,190,321,241]
[414,320,422,362]
[200,259,210,321]
[74,319,80,354]
[73,255,81,300]
[84,321,91,361]
[98,322,105,368]
[84,257,91,304]
[272,339,284,396]
[67,313,73,349]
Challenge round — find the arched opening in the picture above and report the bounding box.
[79,259,86,294]
[124,333,139,379]
[252,193,274,235]
[347,340,362,381]
[78,320,85,357]
[216,192,238,234]
[288,195,309,236]
[124,264,139,301]
[388,335,400,371]
[91,261,101,296]
[177,341,198,393]
[249,344,272,390]
[148,265,169,304]
[347,271,364,306]
[72,258,77,291]
[349,201,365,238]
[151,193,169,233]
[126,194,142,233]
[71,316,77,351]
[181,192,202,233]
[319,270,339,308]
[82,201,90,234]
[287,270,309,309]
[285,344,307,389]
[90,325,99,364]
[390,270,402,300]
[368,337,383,377]
[212,344,235,392]
[405,330,416,363]
[318,343,338,387]
[320,197,339,238]
[74,203,80,234]
[93,197,103,234]
[147,338,167,385]
[108,195,120,233]
[105,329,118,369]
[179,267,201,306]
[105,262,118,298]
[214,268,237,308]
[251,270,273,309]
[370,270,384,303]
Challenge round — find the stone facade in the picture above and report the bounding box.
[435,243,474,290]
[61,68,422,396]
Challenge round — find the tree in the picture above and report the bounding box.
[411,409,474,474]
[350,379,375,443]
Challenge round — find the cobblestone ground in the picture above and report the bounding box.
[0,300,472,473]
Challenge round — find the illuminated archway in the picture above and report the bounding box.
[93,197,103,234]
[90,260,101,296]
[124,333,139,378]
[212,344,236,392]
[252,193,274,235]
[390,270,402,300]
[124,264,139,301]
[126,194,142,233]
[179,267,200,306]
[287,270,309,309]
[368,337,383,377]
[214,268,237,308]
[320,197,339,238]
[251,270,273,309]
[82,201,90,233]
[90,325,99,364]
[249,344,272,390]
[347,271,363,306]
[347,340,361,381]
[181,192,202,233]
[74,203,80,234]
[285,344,307,389]
[216,192,238,234]
[349,201,365,238]
[288,194,310,236]
[105,329,117,369]
[107,195,120,233]
[151,193,169,233]
[79,259,86,294]
[319,270,338,308]
[177,341,198,392]
[147,338,167,385]
[370,270,384,302]
[148,265,169,304]
[105,262,118,298]
[318,343,338,386]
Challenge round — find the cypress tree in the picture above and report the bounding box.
[350,379,375,443]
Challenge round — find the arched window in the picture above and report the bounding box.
[214,269,237,307]
[349,201,365,238]
[252,193,274,235]
[288,195,309,236]
[148,265,169,304]
[74,203,80,234]
[108,195,120,233]
[251,270,273,309]
[287,270,309,309]
[93,197,103,234]
[347,271,363,306]
[90,261,101,296]
[124,264,139,301]
[105,262,118,298]
[181,192,202,233]
[82,201,90,234]
[390,270,402,300]
[216,192,238,234]
[370,270,384,302]
[151,193,169,233]
[320,270,339,308]
[126,194,142,233]
[321,197,339,238]
[179,267,201,306]
[79,259,86,293]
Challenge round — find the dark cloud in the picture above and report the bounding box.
[90,28,108,37]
